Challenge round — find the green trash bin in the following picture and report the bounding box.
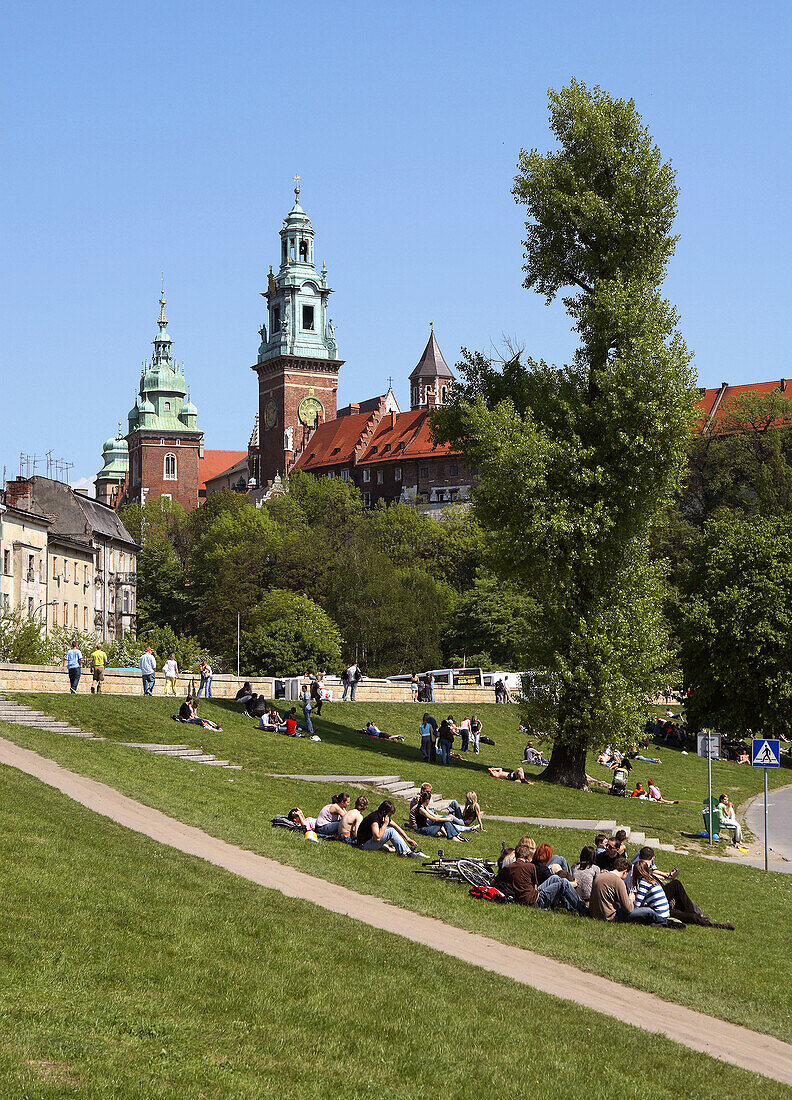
[701,797,721,840]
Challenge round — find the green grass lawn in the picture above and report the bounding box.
[11,693,791,843]
[0,764,787,1100]
[2,694,791,1042]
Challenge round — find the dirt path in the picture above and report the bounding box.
[1,736,790,1087]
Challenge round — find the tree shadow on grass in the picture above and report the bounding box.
[209,697,503,779]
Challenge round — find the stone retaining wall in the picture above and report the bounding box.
[0,663,502,706]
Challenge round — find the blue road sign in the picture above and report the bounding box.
[752,738,781,768]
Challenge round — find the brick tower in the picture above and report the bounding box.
[122,284,203,509]
[253,178,343,486]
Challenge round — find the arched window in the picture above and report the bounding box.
[164,453,177,480]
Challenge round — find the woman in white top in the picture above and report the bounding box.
[718,793,743,844]
[162,654,179,696]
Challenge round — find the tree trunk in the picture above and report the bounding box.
[540,738,589,789]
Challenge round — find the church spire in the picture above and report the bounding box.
[158,272,168,329]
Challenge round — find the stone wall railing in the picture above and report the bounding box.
[0,663,503,706]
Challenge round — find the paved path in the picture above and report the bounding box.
[745,781,792,863]
[0,736,790,1087]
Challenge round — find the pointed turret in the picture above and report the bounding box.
[409,326,454,409]
[257,178,339,363]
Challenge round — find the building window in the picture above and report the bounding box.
[341,469,349,482]
[84,565,89,584]
[28,597,34,616]
[441,386,448,404]
[273,305,281,332]
[64,602,69,626]
[362,469,370,483]
[164,453,177,480]
[74,603,78,625]
[420,466,429,478]
[302,305,314,330]
[363,492,370,508]
[164,401,171,412]
[27,554,35,581]
[376,469,384,484]
[299,239,308,261]
[123,590,129,614]
[395,466,402,482]
[52,602,57,625]
[83,607,88,631]
[450,464,458,476]
[64,561,69,582]
[3,549,10,575]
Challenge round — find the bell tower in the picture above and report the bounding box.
[253,178,343,485]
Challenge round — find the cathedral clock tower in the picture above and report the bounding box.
[253,178,343,485]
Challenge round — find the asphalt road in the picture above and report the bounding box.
[745,779,792,863]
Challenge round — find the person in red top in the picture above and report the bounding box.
[284,708,299,737]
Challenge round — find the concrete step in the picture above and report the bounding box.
[629,831,645,845]
[383,780,415,793]
[200,759,231,766]
[182,754,218,763]
[644,837,661,847]
[120,743,191,752]
[400,787,421,799]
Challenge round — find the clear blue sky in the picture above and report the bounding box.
[2,1,791,487]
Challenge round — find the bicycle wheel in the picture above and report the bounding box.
[457,859,495,889]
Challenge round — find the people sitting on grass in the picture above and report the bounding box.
[364,721,404,742]
[625,846,734,929]
[445,791,484,831]
[523,741,549,766]
[235,682,268,720]
[533,841,571,876]
[258,707,285,731]
[631,782,648,799]
[571,846,600,903]
[177,695,223,731]
[488,765,530,783]
[356,800,426,858]
[314,793,351,838]
[493,836,587,914]
[413,789,463,840]
[338,796,369,844]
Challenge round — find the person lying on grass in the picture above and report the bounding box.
[493,836,587,915]
[338,796,369,844]
[647,780,677,804]
[488,766,530,783]
[177,695,222,732]
[314,793,351,838]
[355,800,426,858]
[363,721,404,742]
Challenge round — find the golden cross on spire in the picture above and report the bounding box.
[293,173,301,197]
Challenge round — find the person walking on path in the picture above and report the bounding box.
[162,654,179,696]
[196,660,213,699]
[345,662,361,701]
[410,671,419,701]
[63,642,83,693]
[469,714,482,754]
[90,643,107,694]
[310,673,324,716]
[140,647,157,696]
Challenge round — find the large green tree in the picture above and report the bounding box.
[677,514,792,739]
[435,81,696,786]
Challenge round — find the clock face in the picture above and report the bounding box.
[264,399,278,429]
[298,395,324,428]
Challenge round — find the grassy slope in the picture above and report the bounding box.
[0,764,787,1100]
[1,695,790,1042]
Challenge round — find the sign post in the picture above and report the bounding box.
[697,730,721,844]
[751,738,780,870]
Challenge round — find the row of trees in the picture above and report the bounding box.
[120,475,534,678]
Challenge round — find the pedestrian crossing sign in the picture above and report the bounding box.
[751,738,780,768]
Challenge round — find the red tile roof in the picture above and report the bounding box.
[695,380,790,432]
[293,407,461,472]
[199,450,248,489]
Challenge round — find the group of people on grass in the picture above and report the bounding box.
[282,786,484,855]
[494,830,735,929]
[419,713,484,763]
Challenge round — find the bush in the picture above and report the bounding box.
[239,590,343,676]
